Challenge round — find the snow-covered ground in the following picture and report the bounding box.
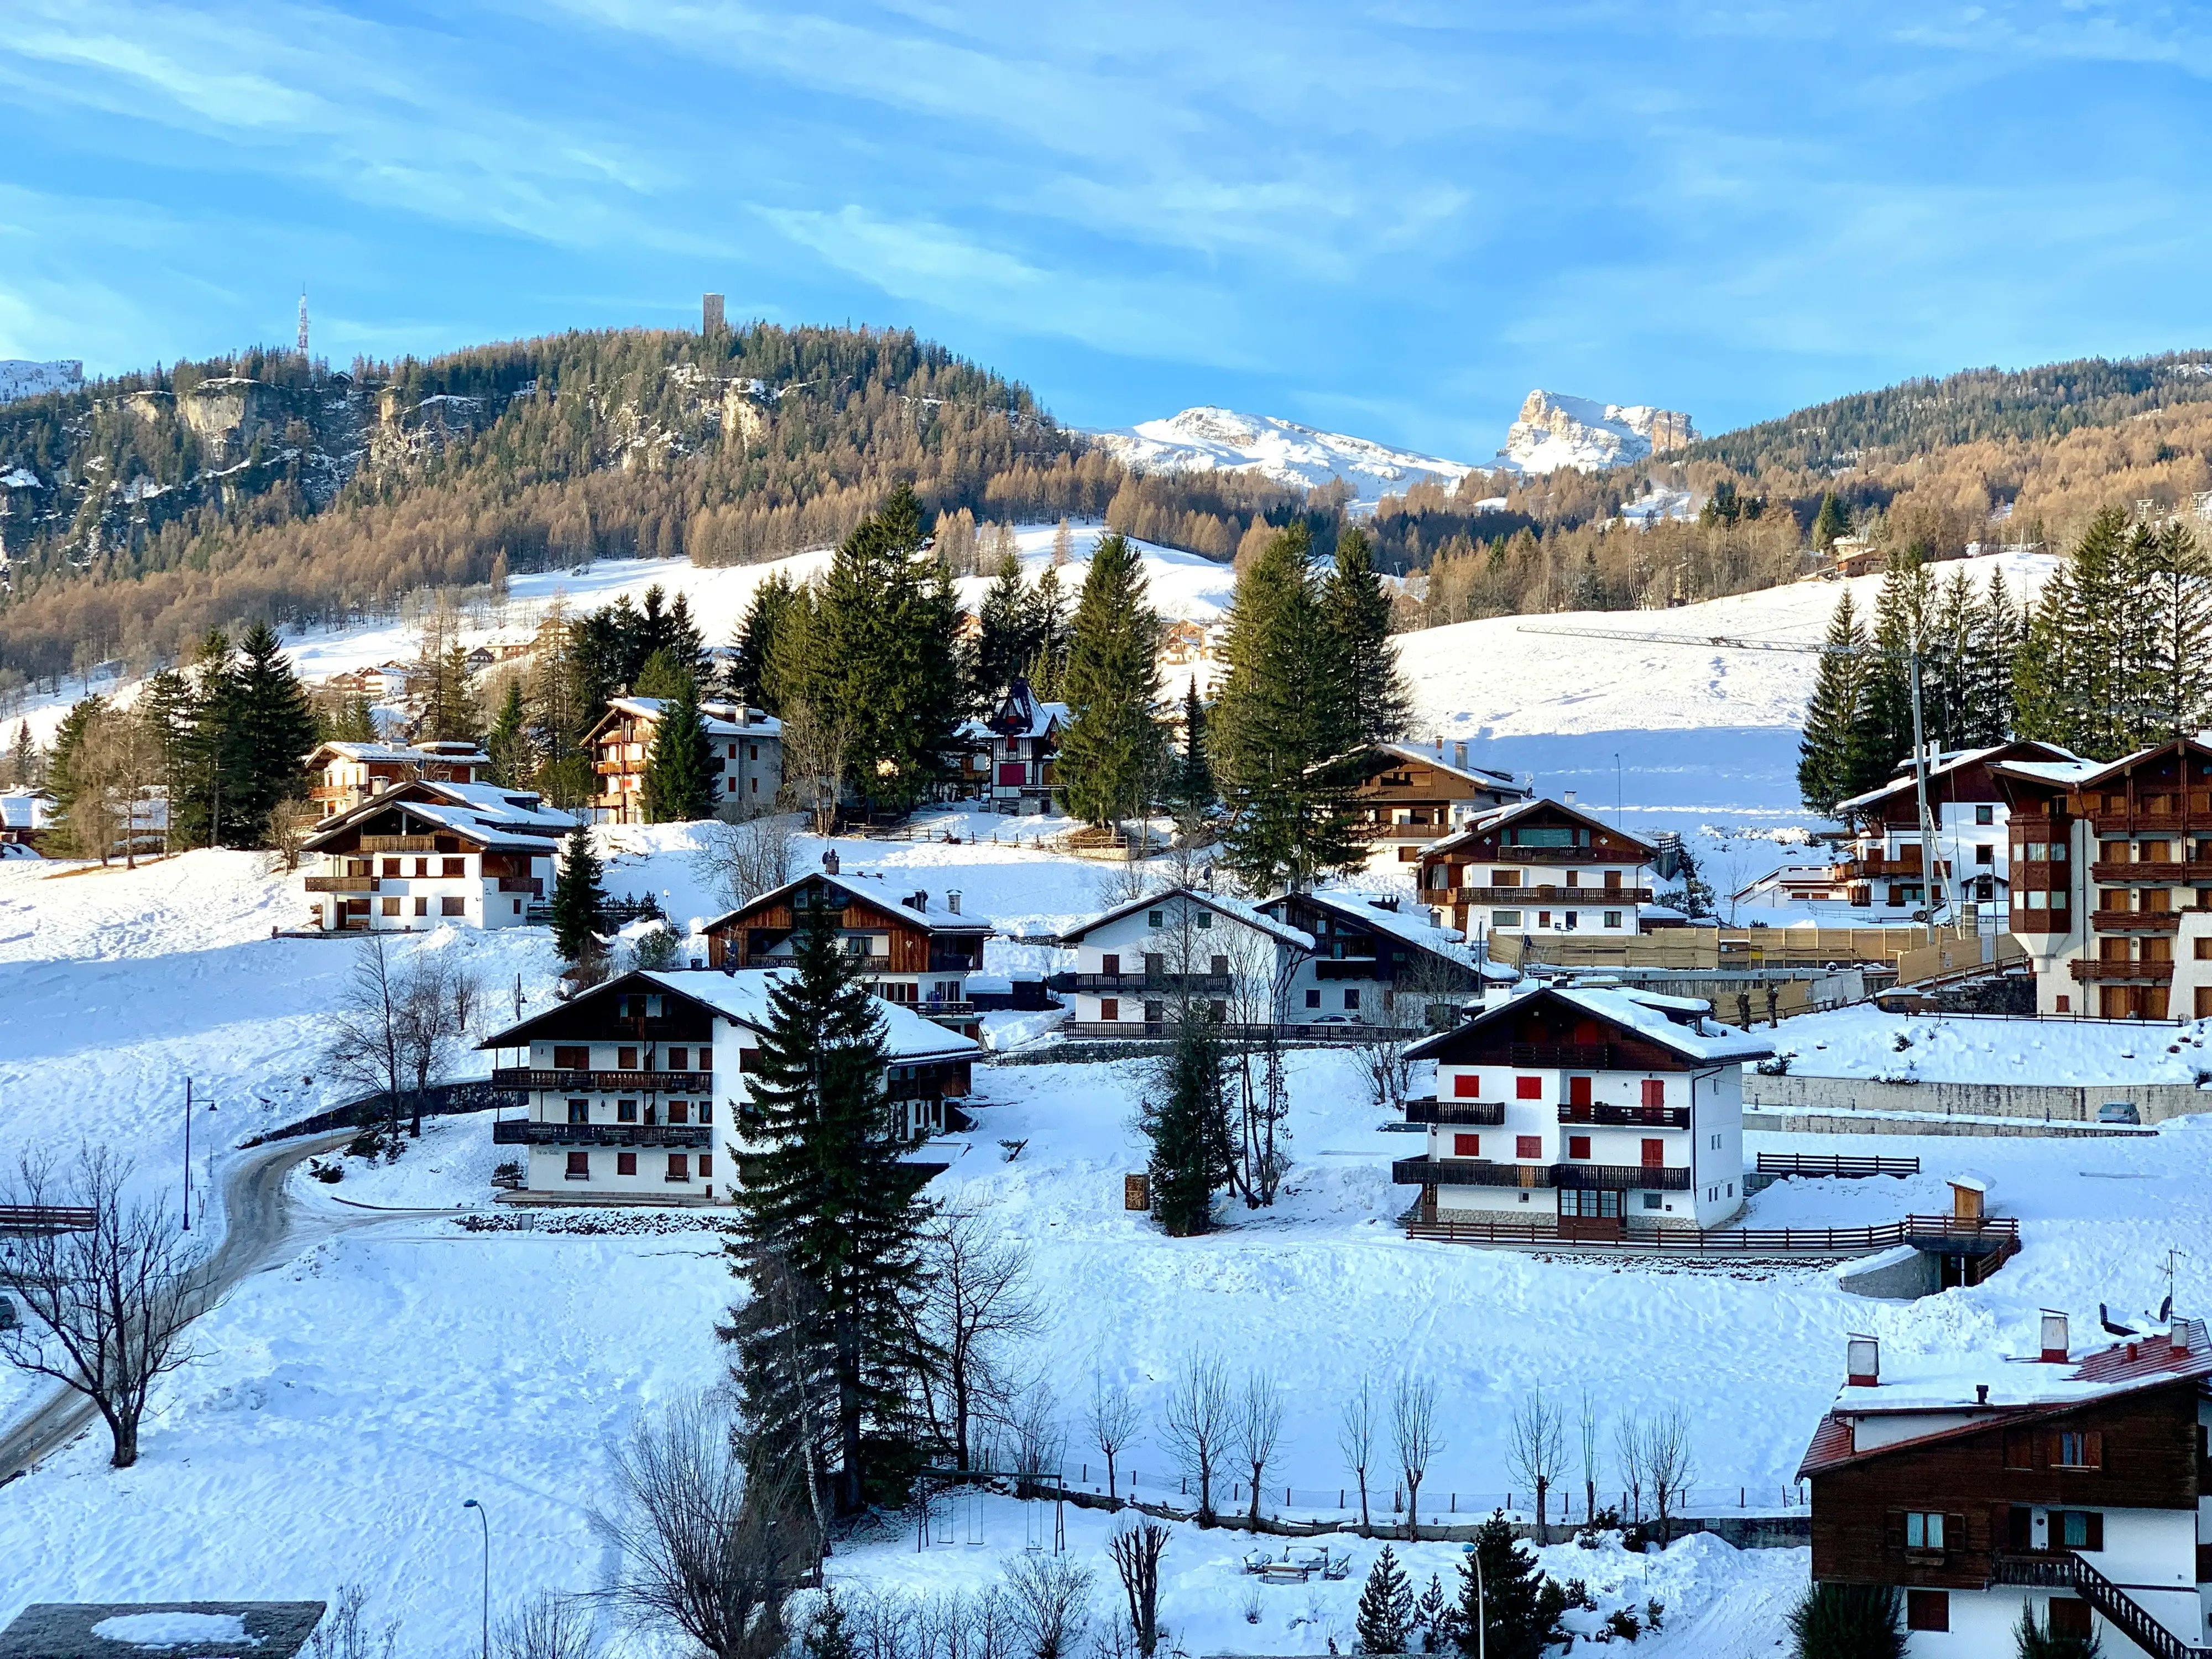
[1768,1004,2212,1087]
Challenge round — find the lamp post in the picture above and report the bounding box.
[182,1078,192,1232]
[462,1498,489,1659]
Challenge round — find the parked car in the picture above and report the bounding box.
[2096,1100,2141,1125]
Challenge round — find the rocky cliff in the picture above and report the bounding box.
[1499,390,1694,474]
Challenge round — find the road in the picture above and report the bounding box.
[0,1130,460,1482]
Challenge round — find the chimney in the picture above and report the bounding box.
[822,850,839,875]
[1846,1334,1880,1387]
[1975,1384,1989,1405]
[908,891,928,911]
[1454,740,1468,770]
[2040,1311,2069,1363]
[947,890,961,915]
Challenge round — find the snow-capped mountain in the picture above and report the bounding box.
[0,359,84,405]
[1086,406,1476,505]
[1499,389,1693,474]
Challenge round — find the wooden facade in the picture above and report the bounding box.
[1348,744,1530,862]
[1418,799,1657,938]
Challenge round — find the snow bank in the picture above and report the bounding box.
[1772,1004,2212,1087]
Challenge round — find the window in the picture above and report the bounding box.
[1568,1075,1592,1107]
[382,858,401,877]
[1904,1511,1944,1551]
[699,1154,712,1178]
[381,897,401,916]
[698,1100,712,1124]
[554,1046,588,1071]
[696,1047,711,1072]
[1516,1077,1542,1100]
[2057,1511,2103,1551]
[1208,999,1227,1020]
[1975,805,1995,825]
[414,858,429,878]
[414,896,430,916]
[738,1048,760,1073]
[1099,998,1119,1021]
[1641,1138,1665,1167]
[2004,1430,2035,1470]
[1147,910,1163,928]
[1641,1079,1666,1108]
[1453,1134,1481,1157]
[1603,912,1622,929]
[1344,989,1360,1010]
[1642,1192,1663,1210]
[1101,953,1120,976]
[1196,911,1212,930]
[441,896,465,916]
[1453,1073,1481,1099]
[1490,870,1521,886]
[1905,1591,1949,1632]
[565,1151,589,1180]
[668,1102,689,1124]
[666,1154,690,1181]
[442,857,465,877]
[617,1099,637,1122]
[1537,911,1552,929]
[1515,1135,1541,1160]
[1567,1135,1591,1159]
[2048,1600,2093,1639]
[1975,844,1994,865]
[667,1047,688,1071]
[567,1099,589,1124]
[2052,1431,2103,1469]
[1491,911,1522,928]
[616,1152,637,1175]
[1305,989,1321,1008]
[1211,954,1229,975]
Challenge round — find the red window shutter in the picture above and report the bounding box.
[1453,1134,1480,1157]
[1453,1073,1481,1099]
[1100,998,1119,1021]
[1515,1076,1541,1100]
[1568,1135,1591,1159]
[1641,1138,1665,1167]
[1641,1079,1665,1108]
[738,1048,760,1074]
[1515,1135,1541,1160]
[1568,1076,1592,1107]
[1905,1591,1949,1632]
[617,1152,637,1175]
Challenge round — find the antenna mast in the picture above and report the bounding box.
[297,289,310,358]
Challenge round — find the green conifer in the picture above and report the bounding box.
[734,571,803,712]
[1166,679,1215,815]
[228,621,317,841]
[1055,532,1164,828]
[1812,492,1850,550]
[974,549,1033,705]
[486,681,534,786]
[549,821,605,961]
[1797,591,1875,817]
[1322,526,1411,747]
[1355,1544,1415,1654]
[1453,1511,1556,1659]
[1141,1007,1232,1237]
[640,678,717,822]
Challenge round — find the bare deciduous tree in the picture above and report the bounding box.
[1390,1376,1441,1541]
[1004,1554,1093,1659]
[306,1585,399,1659]
[1356,1029,1415,1114]
[0,1148,210,1468]
[778,700,849,834]
[590,1391,802,1659]
[1578,1389,1600,1528]
[1009,1378,1066,1499]
[1613,1410,1646,1523]
[1105,1518,1170,1658]
[1160,1351,1233,1526]
[1337,1374,1378,1533]
[1234,1368,1282,1529]
[1085,1367,1140,1504]
[496,1593,596,1659]
[1507,1387,1567,1533]
[1642,1405,1697,1545]
[325,938,471,1145]
[693,810,800,909]
[908,1209,1045,1474]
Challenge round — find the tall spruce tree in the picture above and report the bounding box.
[973,549,1034,706]
[1212,522,1362,890]
[1165,679,1215,816]
[420,640,482,745]
[1861,549,1934,782]
[2143,519,2212,743]
[808,486,965,810]
[486,681,534,786]
[1140,1007,1233,1237]
[549,821,604,960]
[640,678,717,822]
[723,915,932,1514]
[734,571,803,711]
[1355,1544,1415,1655]
[2014,507,2166,760]
[1055,533,1164,828]
[227,621,317,840]
[176,630,250,848]
[1796,590,1876,817]
[1812,492,1850,550]
[1322,526,1411,747]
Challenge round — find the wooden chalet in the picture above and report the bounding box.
[1798,1315,2212,1652]
[586,696,783,825]
[298,778,573,932]
[1835,739,2086,915]
[302,738,489,825]
[1350,741,1531,863]
[700,858,992,1034]
[1257,889,1478,1027]
[1417,798,1657,942]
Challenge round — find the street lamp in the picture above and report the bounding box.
[461,1498,489,1659]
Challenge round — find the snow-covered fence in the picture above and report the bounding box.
[243,1078,524,1145]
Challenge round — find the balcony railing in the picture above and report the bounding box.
[359,834,438,853]
[1507,1042,1614,1068]
[1446,886,1652,906]
[1056,972,1233,994]
[1556,1162,1691,1191]
[2089,859,2212,884]
[2090,908,2180,932]
[497,876,542,894]
[1359,821,1456,841]
[1557,1102,1692,1130]
[492,1120,712,1149]
[2067,959,2174,984]
[1390,1155,1691,1191]
[1989,1552,2205,1659]
[1061,1020,1423,1043]
[1404,1099,1507,1126]
[2089,811,2195,836]
[491,1067,713,1092]
[304,875,378,893]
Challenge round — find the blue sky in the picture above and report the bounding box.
[3,2,2210,459]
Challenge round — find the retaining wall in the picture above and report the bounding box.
[1745,1073,2209,1125]
[1745,1108,2150,1140]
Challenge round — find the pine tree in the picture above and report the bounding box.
[1355,1544,1415,1654]
[641,679,717,823]
[734,571,803,711]
[1165,679,1215,816]
[1453,1511,1554,1659]
[1413,1575,1453,1654]
[1322,526,1411,747]
[631,646,695,701]
[1812,492,1851,550]
[176,630,249,848]
[1862,549,1934,783]
[227,620,317,842]
[549,821,604,960]
[974,549,1033,705]
[486,681,533,786]
[1786,1584,1904,1659]
[723,915,932,1514]
[1140,1007,1232,1237]
[1212,521,1363,889]
[1796,591,1875,817]
[6,720,38,789]
[2143,519,2212,743]
[1056,532,1165,828]
[1969,564,2021,746]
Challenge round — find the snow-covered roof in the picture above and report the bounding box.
[301,779,576,852]
[1367,742,1527,795]
[1407,983,1773,1065]
[305,740,489,766]
[1994,759,2104,787]
[604,696,782,739]
[1058,885,1316,952]
[639,970,981,1063]
[702,868,992,936]
[1421,796,1655,862]
[1837,740,2084,812]
[1995,735,2212,793]
[1272,888,1473,961]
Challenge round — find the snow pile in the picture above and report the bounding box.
[89,1611,257,1647]
[1086,407,1475,505]
[0,359,83,404]
[1498,390,1693,475]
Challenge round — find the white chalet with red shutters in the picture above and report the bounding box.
[1397,985,1769,1239]
[298,778,575,931]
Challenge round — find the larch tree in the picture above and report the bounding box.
[1055,531,1165,829]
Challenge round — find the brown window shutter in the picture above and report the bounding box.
[2082,1511,2103,1551]
[1948,1514,1967,1554]
[1885,1510,1906,1549]
[2084,1430,2102,1469]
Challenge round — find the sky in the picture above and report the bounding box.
[3,2,2211,460]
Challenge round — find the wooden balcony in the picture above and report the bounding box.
[1556,1162,1691,1191]
[2068,958,2173,984]
[1359,821,1456,841]
[1404,1098,1507,1126]
[2090,812,2195,836]
[491,1067,712,1092]
[1391,1155,1691,1191]
[304,875,378,893]
[2090,909,2180,932]
[1507,1041,1614,1068]
[1557,1102,1691,1130]
[359,833,439,853]
[1447,885,1651,906]
[492,1120,712,1149]
[2090,860,2212,884]
[497,876,541,894]
[1056,972,1233,994]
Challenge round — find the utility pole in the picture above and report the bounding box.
[1905,639,1940,946]
[182,1077,192,1232]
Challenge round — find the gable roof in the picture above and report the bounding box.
[478,968,981,1064]
[1994,734,2212,797]
[1262,888,1473,962]
[1057,885,1316,952]
[304,739,489,768]
[1405,983,1772,1065]
[1358,743,1528,796]
[588,697,783,744]
[701,868,993,936]
[1835,739,2084,815]
[1421,796,1657,863]
[987,679,1068,739]
[300,778,576,853]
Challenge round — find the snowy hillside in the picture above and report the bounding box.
[1500,390,1694,474]
[0,359,84,404]
[1086,407,1477,504]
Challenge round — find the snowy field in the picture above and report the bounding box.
[1770,1004,2212,1087]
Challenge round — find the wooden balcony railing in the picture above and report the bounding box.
[0,1204,97,1235]
[359,834,439,853]
[1061,1021,1422,1043]
[492,1120,713,1149]
[2090,909,2180,932]
[304,875,378,893]
[1990,1552,2210,1659]
[1557,1102,1692,1130]
[2068,959,2174,983]
[1507,1042,1614,1068]
[497,876,541,894]
[1404,1099,1507,1126]
[1056,972,1233,994]
[2089,812,2197,836]
[2090,859,2212,884]
[1755,1152,1920,1178]
[1446,886,1651,906]
[491,1067,712,1092]
[1391,1155,1692,1191]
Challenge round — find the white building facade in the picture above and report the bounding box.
[299,780,575,932]
[1055,888,1313,1037]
